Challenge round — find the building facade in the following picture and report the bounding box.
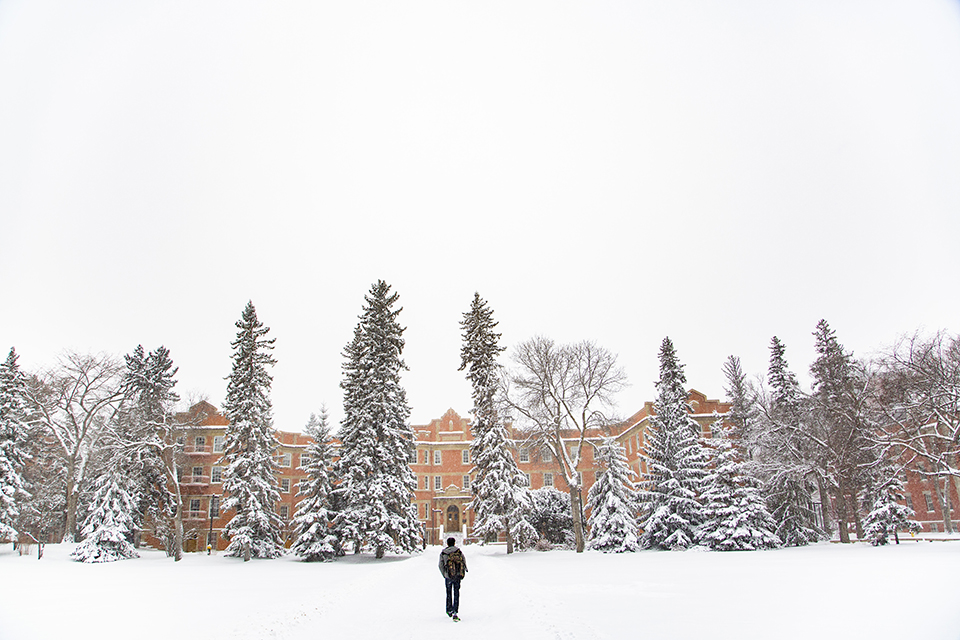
[142,401,309,552]
[150,391,957,552]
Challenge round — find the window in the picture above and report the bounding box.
[523,473,531,486]
[924,494,935,512]
[541,448,552,463]
[211,467,222,483]
[176,436,185,445]
[192,466,203,479]
[906,496,914,512]
[190,498,201,513]
[210,496,220,517]
[462,449,470,464]
[519,449,529,463]
[544,473,553,487]
[434,476,442,490]
[463,475,471,490]
[434,450,442,465]
[279,505,289,519]
[278,454,291,468]
[408,448,416,463]
[423,476,428,490]
[423,450,429,465]
[281,478,291,493]
[213,436,224,453]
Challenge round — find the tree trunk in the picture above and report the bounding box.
[243,540,251,562]
[172,502,184,562]
[62,457,78,543]
[834,487,850,544]
[63,484,78,543]
[505,515,513,554]
[935,477,954,534]
[570,486,585,553]
[850,494,864,540]
[165,450,185,561]
[375,544,384,559]
[951,466,960,532]
[816,476,832,537]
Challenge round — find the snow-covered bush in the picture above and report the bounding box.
[528,486,574,547]
[862,472,920,545]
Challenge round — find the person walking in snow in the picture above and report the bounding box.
[438,537,467,621]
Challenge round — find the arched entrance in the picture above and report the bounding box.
[446,505,460,533]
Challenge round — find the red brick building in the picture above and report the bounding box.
[142,401,309,552]
[151,391,956,552]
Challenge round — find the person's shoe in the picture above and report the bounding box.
[452,614,460,622]
[447,612,453,618]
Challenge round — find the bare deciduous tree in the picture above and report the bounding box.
[25,352,123,542]
[505,337,627,553]
[875,330,960,534]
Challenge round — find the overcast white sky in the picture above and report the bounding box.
[1,1,959,432]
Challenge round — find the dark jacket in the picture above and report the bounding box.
[439,545,468,580]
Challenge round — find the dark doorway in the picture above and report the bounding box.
[446,505,460,532]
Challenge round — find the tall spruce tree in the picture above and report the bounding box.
[334,281,421,558]
[0,348,31,539]
[698,415,780,551]
[640,337,708,550]
[292,409,339,561]
[586,438,640,553]
[221,302,283,560]
[115,345,183,559]
[460,293,535,553]
[722,355,760,460]
[809,319,876,542]
[762,336,822,546]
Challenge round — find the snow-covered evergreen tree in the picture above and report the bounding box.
[221,302,284,560]
[640,337,708,550]
[292,408,339,561]
[809,319,876,543]
[862,469,920,545]
[762,336,822,546]
[460,293,536,553]
[116,345,181,557]
[528,486,574,546]
[334,281,421,558]
[698,415,780,551]
[722,355,760,460]
[586,438,639,553]
[0,348,31,540]
[70,468,139,563]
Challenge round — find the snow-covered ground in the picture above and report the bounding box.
[1,540,958,640]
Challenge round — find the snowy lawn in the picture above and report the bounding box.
[1,540,958,640]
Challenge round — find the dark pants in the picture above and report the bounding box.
[445,578,461,615]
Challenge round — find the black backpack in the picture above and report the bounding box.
[446,549,466,579]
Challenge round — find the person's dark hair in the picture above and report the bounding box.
[446,537,455,547]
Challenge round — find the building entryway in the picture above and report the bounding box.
[446,505,460,533]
